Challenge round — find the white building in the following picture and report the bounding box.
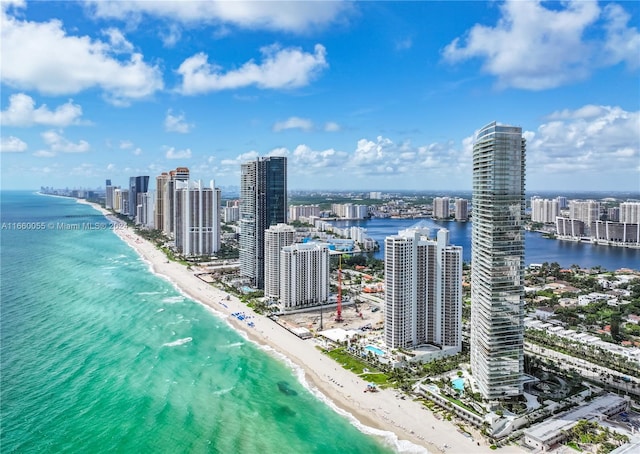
[433,197,450,219]
[531,197,559,223]
[620,202,640,224]
[570,200,601,225]
[280,243,330,311]
[384,227,462,353]
[223,206,240,223]
[289,205,320,221]
[136,191,155,229]
[174,180,221,256]
[454,198,469,221]
[264,223,296,300]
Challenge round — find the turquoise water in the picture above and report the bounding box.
[0,191,397,453]
[452,378,465,391]
[365,345,385,356]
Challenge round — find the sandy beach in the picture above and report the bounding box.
[81,200,524,454]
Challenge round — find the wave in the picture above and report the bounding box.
[162,337,192,348]
[212,387,234,396]
[223,341,243,349]
[161,296,185,304]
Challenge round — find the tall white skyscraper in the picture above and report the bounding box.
[280,243,330,311]
[174,180,220,257]
[384,227,462,352]
[569,200,601,225]
[264,223,296,300]
[620,202,640,224]
[471,121,525,401]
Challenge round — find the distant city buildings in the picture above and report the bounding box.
[471,121,525,401]
[620,202,640,224]
[331,203,368,219]
[569,200,601,225]
[239,156,287,289]
[289,204,320,222]
[384,227,462,354]
[280,242,330,311]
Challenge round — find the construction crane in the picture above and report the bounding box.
[335,254,343,322]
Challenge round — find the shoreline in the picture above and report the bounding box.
[77,198,524,454]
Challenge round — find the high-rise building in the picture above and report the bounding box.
[155,173,170,232]
[556,196,568,210]
[471,121,526,401]
[280,243,330,311]
[620,202,640,224]
[569,200,601,225]
[384,227,462,352]
[105,179,114,210]
[136,191,155,229]
[264,223,296,300]
[289,205,320,222]
[531,197,559,223]
[454,198,469,221]
[239,157,287,289]
[128,176,149,221]
[433,197,450,219]
[174,180,220,256]
[162,167,189,237]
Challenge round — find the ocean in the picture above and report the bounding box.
[0,191,398,454]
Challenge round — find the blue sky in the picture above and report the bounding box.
[1,0,638,192]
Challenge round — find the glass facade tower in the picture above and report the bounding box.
[239,156,287,289]
[471,122,526,401]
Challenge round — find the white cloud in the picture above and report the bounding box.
[160,24,182,48]
[0,135,27,152]
[133,147,142,156]
[119,140,133,149]
[324,121,341,132]
[85,1,350,33]
[42,130,90,153]
[164,109,193,133]
[443,0,615,90]
[177,44,327,95]
[165,147,192,159]
[220,150,259,167]
[1,7,163,103]
[1,93,84,127]
[601,4,640,69]
[526,105,639,179]
[273,116,313,132]
[33,149,56,158]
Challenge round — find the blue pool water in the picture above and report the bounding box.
[452,378,465,391]
[365,345,385,356]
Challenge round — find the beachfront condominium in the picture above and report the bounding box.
[155,172,169,232]
[239,156,287,289]
[128,176,149,222]
[280,243,330,311]
[471,121,526,401]
[264,223,296,300]
[433,197,450,219]
[384,227,462,352]
[174,180,221,257]
[105,179,114,209]
[161,167,190,237]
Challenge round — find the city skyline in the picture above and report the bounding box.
[1,1,639,191]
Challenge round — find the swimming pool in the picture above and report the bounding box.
[365,345,385,356]
[452,377,465,391]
